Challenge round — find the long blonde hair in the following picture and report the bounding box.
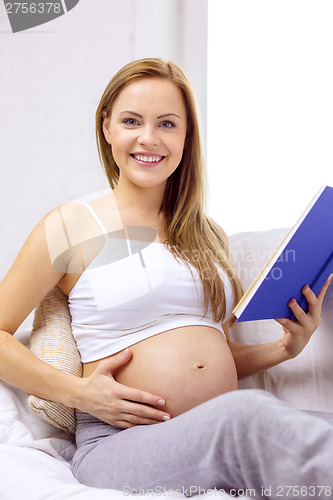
[96,58,243,325]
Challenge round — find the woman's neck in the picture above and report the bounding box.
[112,183,165,220]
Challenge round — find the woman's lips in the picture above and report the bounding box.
[130,153,165,167]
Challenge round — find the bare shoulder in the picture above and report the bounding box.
[0,193,121,335]
[58,192,122,235]
[0,204,67,333]
[0,201,97,334]
[46,201,96,242]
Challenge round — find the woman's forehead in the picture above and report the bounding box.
[111,78,186,117]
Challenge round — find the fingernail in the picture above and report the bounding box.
[120,348,129,356]
[303,285,310,292]
[162,415,170,421]
[289,298,296,305]
[157,399,165,406]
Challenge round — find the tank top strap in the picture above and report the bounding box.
[76,202,108,235]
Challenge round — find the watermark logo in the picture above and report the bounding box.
[3,1,80,33]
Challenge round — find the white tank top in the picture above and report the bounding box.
[68,203,234,363]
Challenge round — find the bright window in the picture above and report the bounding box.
[207,0,333,235]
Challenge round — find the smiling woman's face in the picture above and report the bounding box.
[102,78,187,192]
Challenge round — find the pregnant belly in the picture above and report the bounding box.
[84,326,238,417]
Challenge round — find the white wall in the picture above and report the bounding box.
[207,0,333,235]
[0,0,208,279]
[153,0,208,148]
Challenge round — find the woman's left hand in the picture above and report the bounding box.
[275,276,331,359]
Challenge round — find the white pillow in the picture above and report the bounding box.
[229,228,333,412]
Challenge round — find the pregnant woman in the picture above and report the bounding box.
[0,58,332,497]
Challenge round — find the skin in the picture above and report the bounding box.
[80,79,239,418]
[225,282,331,379]
[103,78,188,197]
[0,77,330,429]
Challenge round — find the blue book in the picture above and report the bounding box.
[233,186,333,322]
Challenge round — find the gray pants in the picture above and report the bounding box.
[71,390,333,499]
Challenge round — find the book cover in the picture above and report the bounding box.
[233,186,333,322]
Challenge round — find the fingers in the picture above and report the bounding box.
[120,385,166,409]
[102,403,170,428]
[111,414,169,429]
[303,276,331,314]
[300,280,330,324]
[118,386,171,421]
[115,416,167,428]
[316,275,332,303]
[102,396,171,428]
[275,296,309,330]
[118,401,171,426]
[275,316,302,334]
[275,282,324,333]
[277,278,329,326]
[274,280,330,359]
[98,375,171,424]
[288,296,312,324]
[96,348,132,375]
[88,357,171,427]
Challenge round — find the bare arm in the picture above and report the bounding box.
[224,335,288,380]
[0,208,170,426]
[0,212,69,393]
[224,278,331,379]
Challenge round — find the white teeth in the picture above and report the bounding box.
[134,154,162,163]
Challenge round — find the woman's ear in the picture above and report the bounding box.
[102,111,112,145]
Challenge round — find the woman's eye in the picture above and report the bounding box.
[160,121,175,128]
[123,118,139,126]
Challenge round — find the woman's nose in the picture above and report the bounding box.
[138,126,160,147]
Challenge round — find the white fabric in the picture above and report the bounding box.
[69,237,233,363]
[0,228,332,499]
[0,328,189,500]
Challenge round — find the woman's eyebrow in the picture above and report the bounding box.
[157,113,181,120]
[119,111,143,118]
[119,111,181,119]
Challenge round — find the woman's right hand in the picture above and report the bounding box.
[75,348,171,428]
